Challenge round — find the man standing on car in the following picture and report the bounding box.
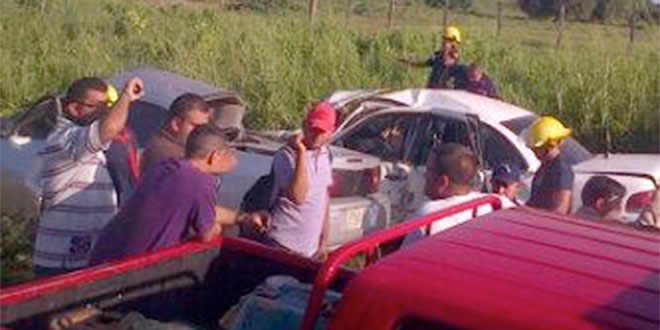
[522,116,574,215]
[140,93,212,173]
[33,76,144,276]
[261,102,335,259]
[90,125,268,265]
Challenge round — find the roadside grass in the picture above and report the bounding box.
[1,0,658,151]
[0,0,658,284]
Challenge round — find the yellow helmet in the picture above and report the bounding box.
[521,116,571,148]
[106,84,119,107]
[443,26,462,44]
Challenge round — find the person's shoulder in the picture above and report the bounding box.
[554,153,575,172]
[416,198,457,214]
[274,145,295,163]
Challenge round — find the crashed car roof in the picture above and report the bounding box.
[109,67,244,110]
[327,89,533,127]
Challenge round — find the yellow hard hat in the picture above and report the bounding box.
[521,116,572,148]
[443,26,462,44]
[106,84,119,107]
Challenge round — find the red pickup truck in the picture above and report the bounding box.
[2,196,658,330]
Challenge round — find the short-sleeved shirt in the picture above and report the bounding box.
[527,153,575,210]
[426,55,468,89]
[33,116,116,269]
[140,130,185,174]
[266,146,333,257]
[90,159,216,265]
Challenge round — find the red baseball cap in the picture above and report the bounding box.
[305,102,337,133]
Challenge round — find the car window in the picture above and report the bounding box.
[334,113,418,162]
[410,115,472,166]
[1,97,59,140]
[480,124,528,171]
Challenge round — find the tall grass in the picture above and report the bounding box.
[1,0,658,152]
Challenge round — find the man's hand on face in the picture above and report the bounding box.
[240,211,271,234]
[289,133,307,155]
[123,77,145,103]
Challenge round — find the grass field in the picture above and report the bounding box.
[0,0,659,284]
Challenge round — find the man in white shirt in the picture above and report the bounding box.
[403,143,492,246]
[33,76,144,276]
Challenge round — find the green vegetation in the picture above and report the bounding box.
[1,0,658,152]
[0,0,658,283]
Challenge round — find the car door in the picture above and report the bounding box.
[403,112,478,218]
[334,110,473,223]
[476,121,531,199]
[333,112,424,222]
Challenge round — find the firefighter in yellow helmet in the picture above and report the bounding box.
[521,116,575,215]
[398,25,468,89]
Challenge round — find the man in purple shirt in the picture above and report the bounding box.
[263,102,336,259]
[90,125,268,265]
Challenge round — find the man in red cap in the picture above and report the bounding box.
[262,101,336,259]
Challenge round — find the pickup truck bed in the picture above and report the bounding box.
[2,197,658,330]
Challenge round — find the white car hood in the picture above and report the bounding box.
[573,154,660,184]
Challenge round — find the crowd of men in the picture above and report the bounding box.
[30,27,659,278]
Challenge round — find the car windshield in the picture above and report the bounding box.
[501,115,594,165]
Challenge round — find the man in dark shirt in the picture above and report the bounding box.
[90,125,268,265]
[523,116,574,215]
[398,26,468,89]
[140,93,212,173]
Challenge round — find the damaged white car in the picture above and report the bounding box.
[326,89,659,222]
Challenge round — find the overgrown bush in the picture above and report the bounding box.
[1,213,36,284]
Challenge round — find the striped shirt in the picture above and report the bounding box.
[33,114,116,269]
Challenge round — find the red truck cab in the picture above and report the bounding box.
[2,196,658,329]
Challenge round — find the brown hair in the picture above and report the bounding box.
[429,143,478,186]
[167,93,210,123]
[185,124,229,159]
[64,77,107,104]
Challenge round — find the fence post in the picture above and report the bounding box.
[309,0,318,23]
[496,1,502,38]
[346,0,352,20]
[628,13,637,53]
[443,0,450,29]
[388,0,396,29]
[555,1,566,49]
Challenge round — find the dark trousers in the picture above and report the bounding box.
[33,265,78,278]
